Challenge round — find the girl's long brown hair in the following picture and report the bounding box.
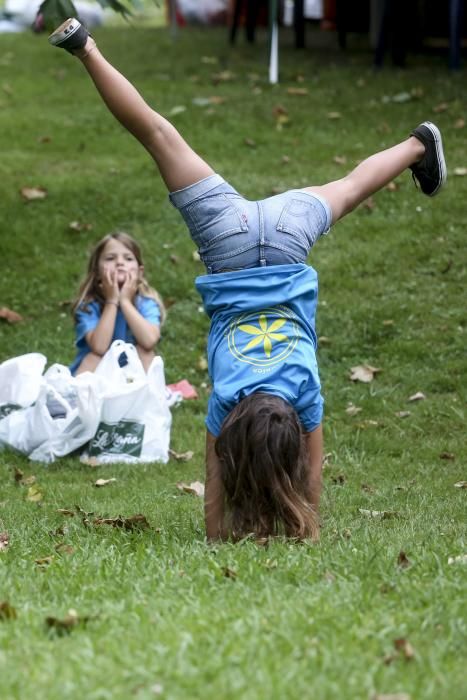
[215,393,319,541]
[71,232,166,322]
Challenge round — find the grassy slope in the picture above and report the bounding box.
[0,25,466,700]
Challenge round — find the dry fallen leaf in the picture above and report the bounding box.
[397,551,411,569]
[327,111,341,119]
[46,608,93,634]
[244,137,257,148]
[394,638,416,660]
[439,451,455,460]
[54,543,74,555]
[287,87,308,96]
[448,554,467,565]
[331,474,346,485]
[370,694,411,700]
[453,167,467,176]
[408,391,426,402]
[454,481,467,489]
[454,118,465,129]
[0,601,17,620]
[0,532,9,551]
[35,556,54,567]
[169,449,194,462]
[350,364,381,383]
[26,485,43,502]
[333,155,347,165]
[359,509,399,519]
[176,481,205,497]
[20,186,48,201]
[0,307,23,323]
[395,411,411,418]
[433,102,449,113]
[57,508,76,517]
[222,566,237,579]
[94,478,117,488]
[69,221,93,232]
[361,483,376,493]
[385,181,399,191]
[93,514,150,530]
[197,356,208,371]
[362,196,375,211]
[345,403,362,416]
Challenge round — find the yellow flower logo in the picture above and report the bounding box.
[227,306,300,368]
[239,314,288,358]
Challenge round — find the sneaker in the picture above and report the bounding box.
[410,121,447,196]
[48,18,89,54]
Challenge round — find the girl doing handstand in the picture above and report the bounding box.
[48,19,447,541]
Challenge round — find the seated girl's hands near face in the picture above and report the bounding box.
[119,270,139,303]
[100,266,120,304]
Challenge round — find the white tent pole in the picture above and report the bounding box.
[269,0,279,84]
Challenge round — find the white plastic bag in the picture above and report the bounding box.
[0,352,46,419]
[0,366,104,463]
[81,341,171,465]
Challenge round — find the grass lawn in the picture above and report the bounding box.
[0,23,466,700]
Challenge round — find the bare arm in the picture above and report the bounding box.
[305,424,323,513]
[205,431,227,541]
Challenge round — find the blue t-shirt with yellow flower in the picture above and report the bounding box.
[195,263,323,436]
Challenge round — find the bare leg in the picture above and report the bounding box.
[74,38,214,191]
[305,137,425,224]
[136,346,155,373]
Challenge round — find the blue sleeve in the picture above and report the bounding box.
[75,302,101,343]
[136,296,161,326]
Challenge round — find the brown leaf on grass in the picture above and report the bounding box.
[14,467,36,486]
[56,508,76,517]
[0,532,9,551]
[0,307,23,323]
[197,356,208,371]
[433,102,449,113]
[170,254,180,265]
[439,451,455,460]
[359,509,399,519]
[93,514,150,531]
[20,186,48,201]
[26,486,43,502]
[49,526,67,538]
[454,167,467,176]
[333,155,347,165]
[454,118,465,129]
[397,551,411,569]
[45,609,93,635]
[35,555,54,567]
[327,111,341,119]
[361,483,376,493]
[318,335,331,345]
[382,319,394,326]
[454,481,467,489]
[395,411,411,418]
[222,566,237,579]
[448,554,467,565]
[169,449,194,462]
[244,137,257,148]
[394,638,416,660]
[281,155,291,165]
[176,481,205,497]
[0,601,17,620]
[350,364,381,383]
[54,543,74,555]
[287,87,308,96]
[331,474,346,485]
[94,478,117,488]
[212,70,235,83]
[355,419,380,429]
[408,391,426,402]
[345,403,362,416]
[385,181,399,191]
[370,694,411,700]
[69,221,93,233]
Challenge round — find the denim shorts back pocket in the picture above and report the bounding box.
[184,194,248,250]
[276,196,328,250]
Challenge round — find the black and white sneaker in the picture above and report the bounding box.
[48,18,89,54]
[409,121,447,196]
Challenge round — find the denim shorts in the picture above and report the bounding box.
[169,174,332,274]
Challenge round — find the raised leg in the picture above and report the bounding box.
[306,135,429,224]
[51,22,213,192]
